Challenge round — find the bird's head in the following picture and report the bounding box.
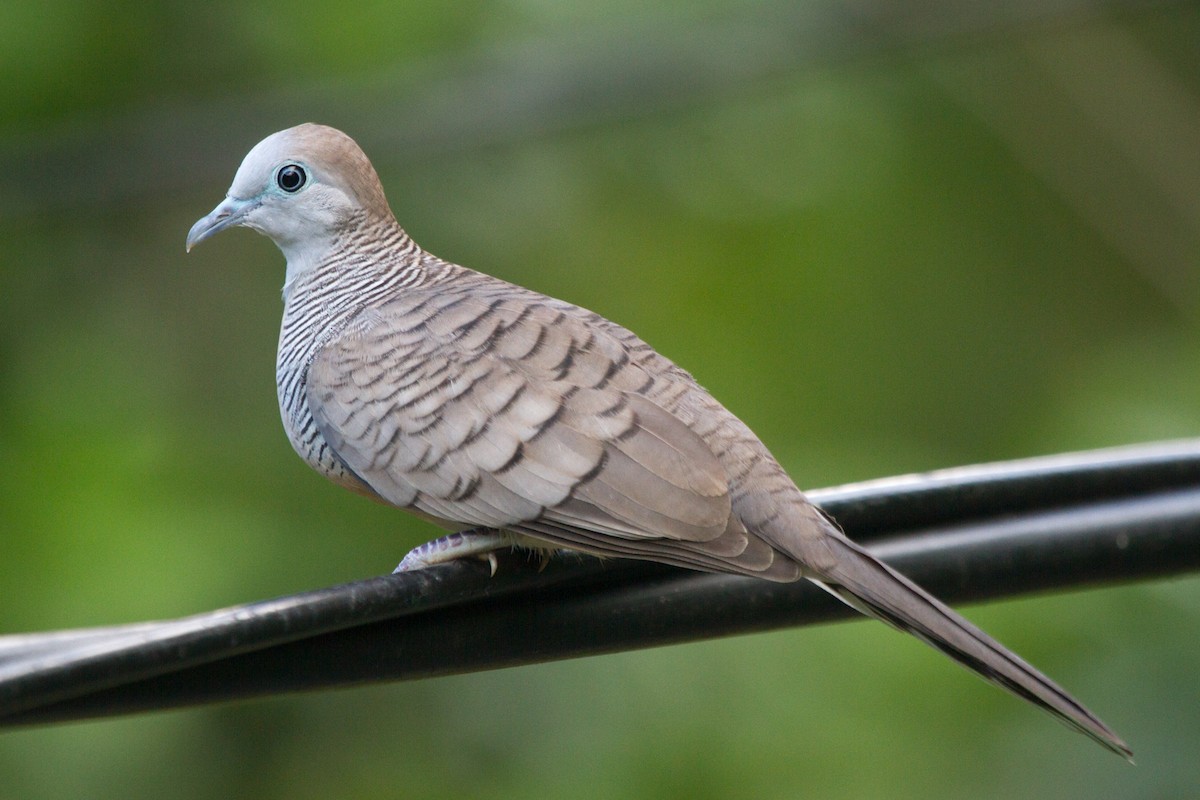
[186,124,393,274]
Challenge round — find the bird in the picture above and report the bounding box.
[187,123,1130,758]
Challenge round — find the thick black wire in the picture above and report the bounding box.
[2,439,1199,727]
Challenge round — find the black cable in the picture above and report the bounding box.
[2,439,1198,728]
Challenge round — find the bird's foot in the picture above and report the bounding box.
[394,529,508,576]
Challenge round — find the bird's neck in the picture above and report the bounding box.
[280,214,419,304]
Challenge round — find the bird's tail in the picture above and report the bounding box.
[808,530,1132,760]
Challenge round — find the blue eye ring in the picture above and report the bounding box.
[276,164,307,193]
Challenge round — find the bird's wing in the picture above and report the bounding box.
[306,287,788,574]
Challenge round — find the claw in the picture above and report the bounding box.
[393,529,509,574]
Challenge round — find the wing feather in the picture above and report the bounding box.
[307,289,738,554]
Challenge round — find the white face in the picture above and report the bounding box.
[186,127,361,278]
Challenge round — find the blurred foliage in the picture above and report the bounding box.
[1,1,1198,798]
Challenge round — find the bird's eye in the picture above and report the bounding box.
[276,164,307,193]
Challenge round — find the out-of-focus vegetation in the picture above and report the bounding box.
[1,2,1198,797]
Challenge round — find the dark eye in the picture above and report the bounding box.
[276,164,307,193]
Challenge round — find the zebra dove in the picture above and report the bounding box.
[187,123,1129,758]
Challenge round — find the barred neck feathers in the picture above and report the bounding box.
[281,212,422,304]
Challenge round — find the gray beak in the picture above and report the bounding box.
[186,196,258,252]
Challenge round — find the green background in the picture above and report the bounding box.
[1,2,1197,797]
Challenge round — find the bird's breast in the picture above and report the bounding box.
[275,279,368,486]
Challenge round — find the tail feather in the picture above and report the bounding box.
[810,533,1132,760]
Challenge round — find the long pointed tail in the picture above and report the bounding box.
[809,531,1131,759]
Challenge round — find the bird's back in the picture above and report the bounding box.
[282,240,811,578]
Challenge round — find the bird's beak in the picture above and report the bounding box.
[186,196,258,252]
